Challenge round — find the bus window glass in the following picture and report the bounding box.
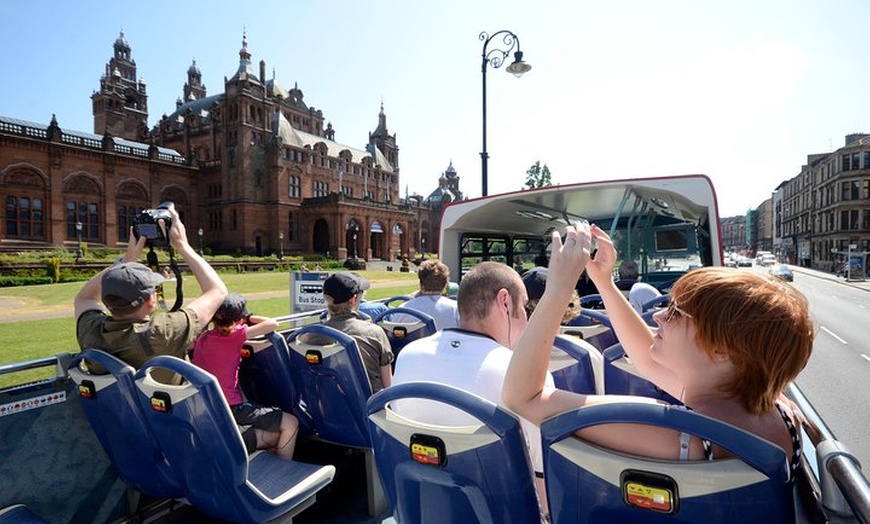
[459,234,509,278]
[655,228,689,252]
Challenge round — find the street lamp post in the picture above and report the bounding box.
[279,231,284,261]
[421,237,426,256]
[197,228,204,256]
[75,221,83,263]
[352,230,358,259]
[479,29,531,197]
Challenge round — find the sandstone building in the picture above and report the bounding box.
[1,32,453,260]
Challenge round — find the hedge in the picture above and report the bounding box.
[0,276,54,287]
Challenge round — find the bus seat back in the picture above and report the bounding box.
[366,382,542,524]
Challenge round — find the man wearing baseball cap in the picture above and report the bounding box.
[74,205,227,383]
[313,272,393,392]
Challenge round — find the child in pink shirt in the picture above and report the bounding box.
[193,293,298,459]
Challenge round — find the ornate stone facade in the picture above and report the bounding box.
[0,33,453,260]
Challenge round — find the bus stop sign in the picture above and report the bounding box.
[290,271,328,314]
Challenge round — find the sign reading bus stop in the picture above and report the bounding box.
[290,271,329,313]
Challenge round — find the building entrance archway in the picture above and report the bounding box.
[313,219,330,255]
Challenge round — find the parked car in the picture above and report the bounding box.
[737,257,753,267]
[769,264,794,282]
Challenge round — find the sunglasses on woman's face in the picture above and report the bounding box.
[665,300,693,323]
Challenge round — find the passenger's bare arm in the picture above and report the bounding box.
[167,208,227,329]
[245,315,279,339]
[503,224,700,458]
[586,225,679,395]
[504,224,595,425]
[380,365,392,388]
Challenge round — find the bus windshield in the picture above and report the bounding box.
[440,175,722,288]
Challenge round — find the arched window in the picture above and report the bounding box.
[66,201,99,241]
[65,174,101,242]
[2,167,47,240]
[289,175,301,197]
[5,196,44,239]
[116,180,148,242]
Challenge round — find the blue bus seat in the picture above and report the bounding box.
[603,344,681,404]
[541,402,793,524]
[366,382,542,524]
[237,332,306,433]
[635,292,668,326]
[372,307,437,363]
[132,355,335,524]
[286,324,387,516]
[640,293,669,312]
[383,295,412,308]
[563,308,617,351]
[286,324,373,448]
[67,349,184,499]
[549,335,604,394]
[0,505,49,524]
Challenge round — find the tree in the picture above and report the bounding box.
[524,160,552,189]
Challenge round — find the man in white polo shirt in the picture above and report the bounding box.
[392,261,552,517]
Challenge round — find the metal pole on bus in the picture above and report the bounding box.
[479,30,531,197]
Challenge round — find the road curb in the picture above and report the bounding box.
[789,266,870,292]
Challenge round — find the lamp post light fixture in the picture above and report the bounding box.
[75,221,83,263]
[421,237,426,256]
[479,29,531,197]
[279,231,284,261]
[197,228,204,256]
[352,230,359,259]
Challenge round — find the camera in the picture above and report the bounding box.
[132,202,174,247]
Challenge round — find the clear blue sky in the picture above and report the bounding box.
[2,0,868,217]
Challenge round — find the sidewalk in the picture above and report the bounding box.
[787,264,870,292]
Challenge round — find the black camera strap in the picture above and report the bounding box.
[146,247,184,313]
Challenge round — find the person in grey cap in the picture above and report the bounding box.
[311,272,393,392]
[74,205,228,384]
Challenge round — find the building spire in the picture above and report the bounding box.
[373,100,388,137]
[239,31,251,62]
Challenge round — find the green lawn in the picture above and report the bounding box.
[0,269,417,388]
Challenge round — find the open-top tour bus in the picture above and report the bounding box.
[1,174,868,524]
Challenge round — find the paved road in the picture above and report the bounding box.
[785,265,870,468]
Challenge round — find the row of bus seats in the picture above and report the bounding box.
[563,292,669,350]
[235,295,677,521]
[318,298,438,363]
[365,381,795,524]
[242,325,387,516]
[235,324,605,517]
[67,349,335,524]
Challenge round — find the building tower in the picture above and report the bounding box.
[183,59,206,101]
[91,31,149,141]
[368,102,399,170]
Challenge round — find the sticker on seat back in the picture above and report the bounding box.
[621,469,678,514]
[410,433,447,467]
